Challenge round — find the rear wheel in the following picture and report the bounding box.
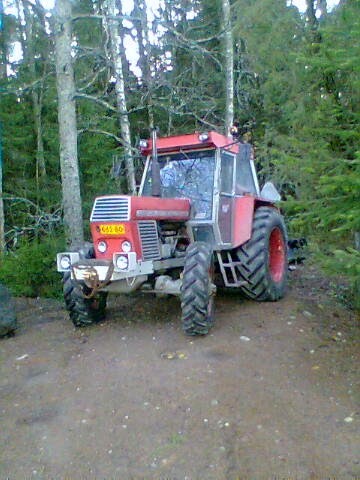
[181,242,216,336]
[236,206,288,301]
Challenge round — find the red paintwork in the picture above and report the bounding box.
[90,196,191,260]
[268,227,286,282]
[232,197,279,248]
[130,196,191,221]
[232,196,256,247]
[141,131,239,155]
[90,221,143,261]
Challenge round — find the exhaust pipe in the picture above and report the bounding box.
[151,128,161,197]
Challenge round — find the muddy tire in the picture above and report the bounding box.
[181,242,215,336]
[236,206,288,301]
[63,273,107,327]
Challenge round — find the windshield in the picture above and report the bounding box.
[142,150,216,220]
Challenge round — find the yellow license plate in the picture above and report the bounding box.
[99,224,126,235]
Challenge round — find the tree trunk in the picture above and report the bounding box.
[33,89,46,180]
[133,0,154,129]
[0,0,6,79]
[24,3,46,180]
[316,0,327,18]
[103,0,136,195]
[0,0,5,252]
[221,0,234,136]
[0,143,4,253]
[54,0,84,246]
[306,0,321,39]
[17,0,47,181]
[355,232,360,251]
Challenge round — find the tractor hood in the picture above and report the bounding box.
[90,195,191,223]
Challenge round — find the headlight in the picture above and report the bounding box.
[98,241,107,253]
[60,255,71,270]
[122,240,132,253]
[115,255,128,270]
[56,252,80,272]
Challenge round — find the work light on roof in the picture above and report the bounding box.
[198,132,209,142]
[139,139,148,148]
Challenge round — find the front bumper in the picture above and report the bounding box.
[57,252,154,282]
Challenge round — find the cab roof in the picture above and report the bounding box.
[140,131,239,155]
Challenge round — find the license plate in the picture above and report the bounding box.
[99,224,126,235]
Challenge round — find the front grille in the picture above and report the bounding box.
[138,221,161,261]
[90,196,130,222]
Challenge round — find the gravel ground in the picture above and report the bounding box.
[0,265,359,479]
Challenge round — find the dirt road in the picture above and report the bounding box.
[0,266,358,479]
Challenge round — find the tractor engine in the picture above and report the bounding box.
[90,195,191,266]
[57,194,192,295]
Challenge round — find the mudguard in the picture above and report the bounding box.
[232,196,277,248]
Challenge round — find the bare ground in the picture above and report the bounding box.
[0,265,359,480]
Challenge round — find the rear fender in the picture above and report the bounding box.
[232,196,277,248]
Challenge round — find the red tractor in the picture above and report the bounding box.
[57,130,288,335]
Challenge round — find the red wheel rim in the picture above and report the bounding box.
[269,227,286,283]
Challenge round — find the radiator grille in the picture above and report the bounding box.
[138,221,161,260]
[90,196,130,222]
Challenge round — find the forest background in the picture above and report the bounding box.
[0,0,359,306]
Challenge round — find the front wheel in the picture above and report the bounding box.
[63,273,107,327]
[236,206,288,301]
[181,242,216,336]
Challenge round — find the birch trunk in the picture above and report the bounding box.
[54,0,84,246]
[133,0,154,129]
[221,0,234,136]
[104,0,136,195]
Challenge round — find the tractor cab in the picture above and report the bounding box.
[141,149,216,221]
[139,131,260,248]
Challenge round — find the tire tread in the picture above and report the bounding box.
[236,207,288,301]
[181,242,215,336]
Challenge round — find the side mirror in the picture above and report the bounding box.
[260,182,281,202]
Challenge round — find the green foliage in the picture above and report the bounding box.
[230,0,360,307]
[0,236,65,298]
[2,0,359,305]
[318,248,360,310]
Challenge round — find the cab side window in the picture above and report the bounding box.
[220,152,234,194]
[235,144,256,195]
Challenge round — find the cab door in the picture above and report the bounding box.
[218,150,235,244]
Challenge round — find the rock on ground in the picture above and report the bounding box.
[0,283,17,337]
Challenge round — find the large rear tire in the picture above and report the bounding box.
[236,206,288,301]
[181,242,215,336]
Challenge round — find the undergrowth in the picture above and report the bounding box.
[0,236,65,299]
